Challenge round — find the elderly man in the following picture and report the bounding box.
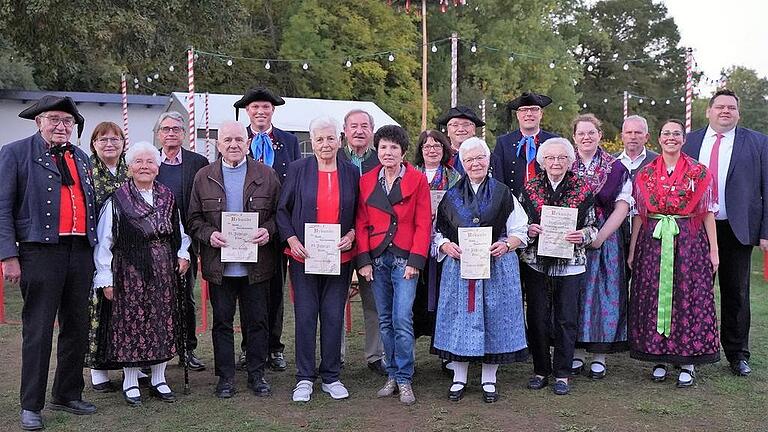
[336,109,387,376]
[683,89,768,377]
[436,105,486,176]
[0,96,98,431]
[234,87,301,372]
[154,111,210,372]
[492,92,559,197]
[188,121,282,398]
[615,115,658,178]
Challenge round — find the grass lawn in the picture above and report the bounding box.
[0,256,766,431]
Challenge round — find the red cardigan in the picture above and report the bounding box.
[355,162,432,270]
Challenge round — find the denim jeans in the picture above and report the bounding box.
[371,250,417,384]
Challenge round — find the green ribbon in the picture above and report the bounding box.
[649,214,681,337]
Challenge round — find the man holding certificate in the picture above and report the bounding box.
[277,117,359,402]
[519,137,598,396]
[187,121,281,399]
[432,137,529,404]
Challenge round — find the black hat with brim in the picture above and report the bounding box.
[233,87,285,120]
[436,105,486,127]
[507,92,552,111]
[19,95,85,138]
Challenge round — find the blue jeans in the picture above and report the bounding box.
[371,250,417,384]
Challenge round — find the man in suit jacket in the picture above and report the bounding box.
[154,111,210,372]
[436,105,486,176]
[614,115,659,179]
[683,89,768,377]
[234,87,301,372]
[492,92,559,197]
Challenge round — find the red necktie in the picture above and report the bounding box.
[709,133,723,211]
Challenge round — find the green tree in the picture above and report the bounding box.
[0,40,38,90]
[724,66,768,134]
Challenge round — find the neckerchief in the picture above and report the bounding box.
[250,132,275,167]
[50,144,76,185]
[635,153,713,218]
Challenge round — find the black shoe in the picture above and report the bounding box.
[49,399,97,415]
[150,382,176,403]
[268,352,287,372]
[482,382,499,403]
[215,378,236,399]
[570,358,584,376]
[92,381,116,393]
[589,361,606,379]
[527,375,549,390]
[20,410,43,431]
[236,352,247,371]
[248,377,272,397]
[448,381,466,402]
[122,386,142,407]
[676,368,695,388]
[651,364,667,382]
[181,350,206,371]
[553,380,570,395]
[730,360,752,377]
[367,359,388,376]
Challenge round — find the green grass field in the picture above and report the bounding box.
[0,256,766,431]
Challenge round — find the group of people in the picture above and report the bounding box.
[1,85,766,430]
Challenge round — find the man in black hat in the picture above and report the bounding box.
[436,105,485,176]
[0,95,98,431]
[234,87,301,372]
[491,91,559,197]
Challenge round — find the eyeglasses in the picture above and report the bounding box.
[422,144,443,151]
[159,126,183,134]
[543,155,569,162]
[462,155,488,165]
[517,106,542,113]
[40,115,75,127]
[660,131,684,137]
[95,137,124,144]
[447,121,475,129]
[574,130,599,138]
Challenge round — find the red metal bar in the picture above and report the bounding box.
[345,299,352,334]
[763,251,768,281]
[196,260,208,333]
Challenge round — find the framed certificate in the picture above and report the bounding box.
[304,223,341,275]
[458,226,492,280]
[537,205,578,259]
[221,212,259,263]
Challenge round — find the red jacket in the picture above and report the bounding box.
[355,162,432,270]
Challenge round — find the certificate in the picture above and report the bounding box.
[221,212,259,263]
[458,226,492,280]
[304,223,341,275]
[538,205,578,259]
[430,190,447,212]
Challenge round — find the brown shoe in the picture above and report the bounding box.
[376,378,398,398]
[398,383,416,405]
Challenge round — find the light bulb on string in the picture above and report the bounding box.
[265,61,271,70]
[628,94,632,99]
[623,63,629,70]
[659,59,665,66]
[603,98,608,103]
[388,53,395,62]
[587,64,594,72]
[226,59,233,67]
[582,103,587,108]
[549,61,556,69]
[153,73,159,79]
[680,96,685,102]
[146,76,152,83]
[665,99,671,105]
[492,103,497,108]
[639,98,644,104]
[508,55,514,62]
[134,84,139,89]
[168,65,175,72]
[612,53,619,59]
[133,78,139,84]
[302,62,309,70]
[558,106,563,111]
[470,42,477,53]
[651,100,656,105]
[431,43,437,53]
[345,59,352,68]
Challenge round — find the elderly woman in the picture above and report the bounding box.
[356,125,431,406]
[92,141,191,406]
[432,137,528,403]
[570,114,632,379]
[519,137,597,396]
[628,119,720,387]
[412,130,460,342]
[277,117,359,402]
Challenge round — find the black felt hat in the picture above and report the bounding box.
[507,91,552,111]
[19,95,85,138]
[233,87,285,120]
[436,105,486,127]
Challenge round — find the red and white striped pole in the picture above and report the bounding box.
[187,46,196,152]
[450,32,458,108]
[623,91,628,120]
[204,92,211,160]
[120,74,131,147]
[685,48,693,133]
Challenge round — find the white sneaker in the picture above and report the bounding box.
[292,380,313,402]
[321,381,349,400]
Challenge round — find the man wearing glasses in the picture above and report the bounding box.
[492,92,559,197]
[436,105,486,176]
[154,111,210,372]
[0,96,99,430]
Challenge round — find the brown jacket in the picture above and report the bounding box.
[187,159,281,285]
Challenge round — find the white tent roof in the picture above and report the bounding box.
[169,92,399,132]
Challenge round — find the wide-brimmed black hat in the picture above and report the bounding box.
[234,87,285,120]
[436,105,486,127]
[19,95,85,138]
[507,91,552,111]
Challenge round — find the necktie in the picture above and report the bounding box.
[250,132,275,167]
[709,133,723,213]
[515,136,537,181]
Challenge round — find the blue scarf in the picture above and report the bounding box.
[515,135,536,166]
[250,132,275,167]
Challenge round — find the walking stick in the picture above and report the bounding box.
[177,271,190,394]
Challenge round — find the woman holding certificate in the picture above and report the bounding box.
[432,137,529,403]
[628,119,719,387]
[412,130,460,342]
[356,125,432,406]
[570,114,632,379]
[519,137,597,396]
[277,117,359,402]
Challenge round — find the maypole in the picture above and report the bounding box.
[120,73,131,147]
[187,47,196,152]
[684,48,693,133]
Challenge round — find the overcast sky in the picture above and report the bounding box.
[664,0,768,86]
